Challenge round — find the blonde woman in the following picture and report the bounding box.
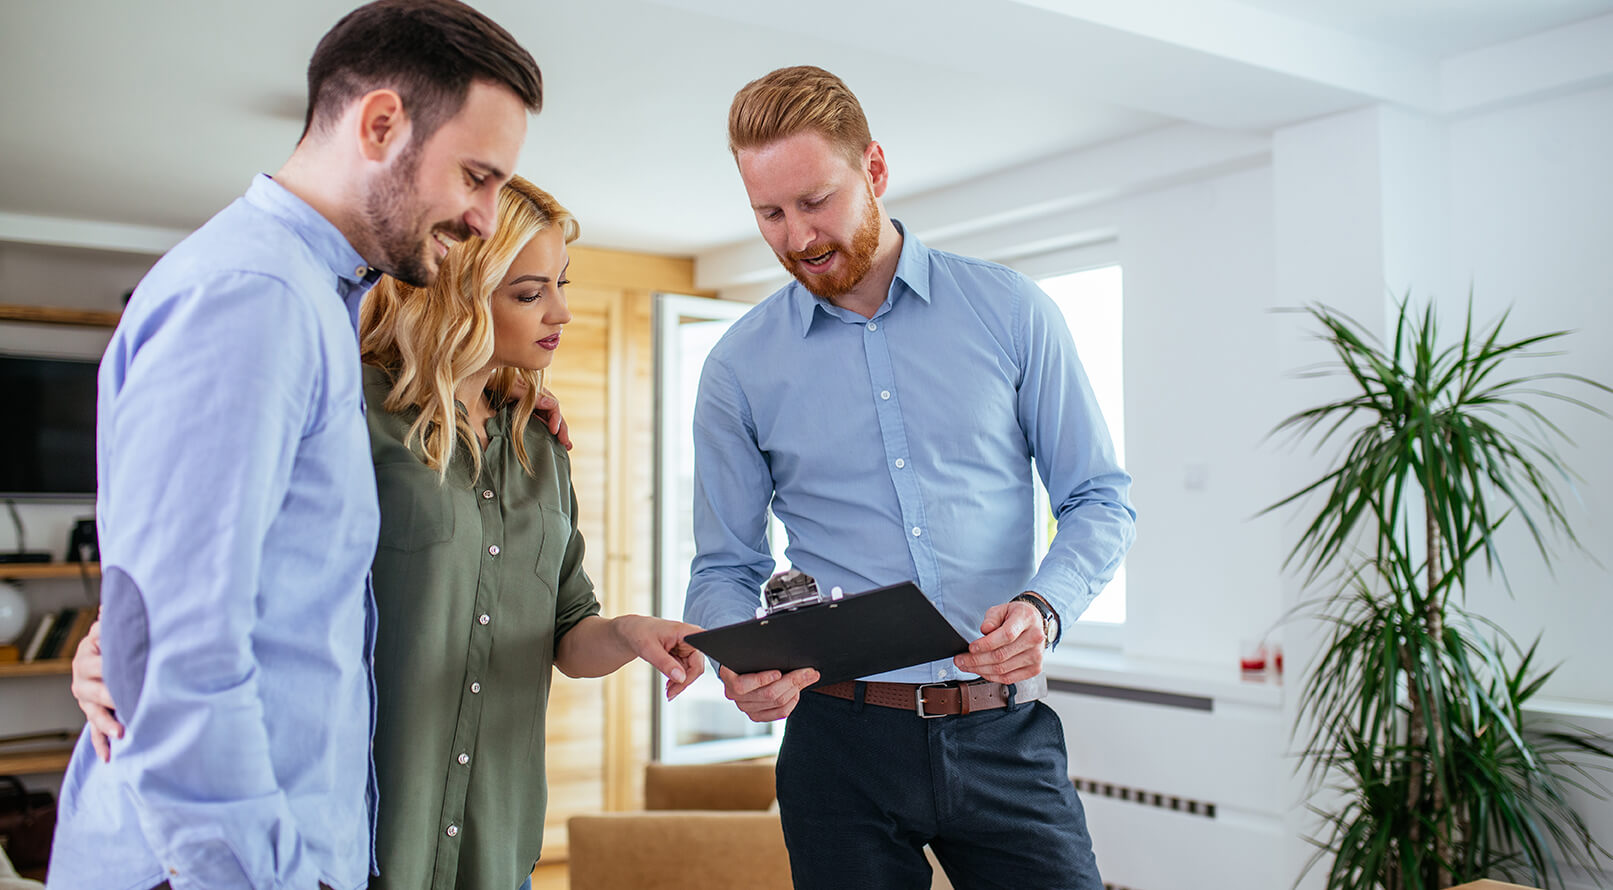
[72,178,705,890]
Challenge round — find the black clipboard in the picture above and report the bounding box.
[685,582,969,686]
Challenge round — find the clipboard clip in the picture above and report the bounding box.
[754,569,845,619]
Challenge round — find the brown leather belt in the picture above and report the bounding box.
[811,675,1048,717]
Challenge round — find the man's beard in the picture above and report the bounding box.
[362,142,470,288]
[778,188,881,299]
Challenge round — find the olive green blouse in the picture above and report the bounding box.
[363,366,601,890]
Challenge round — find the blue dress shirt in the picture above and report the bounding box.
[684,223,1135,684]
[48,175,383,890]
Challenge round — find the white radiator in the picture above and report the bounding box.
[1048,669,1613,890]
[1047,671,1292,890]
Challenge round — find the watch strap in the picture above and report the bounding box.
[1012,592,1061,649]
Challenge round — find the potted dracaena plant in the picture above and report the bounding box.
[1263,297,1613,889]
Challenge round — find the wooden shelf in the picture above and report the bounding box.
[0,561,99,581]
[0,744,74,774]
[0,658,71,678]
[0,303,120,328]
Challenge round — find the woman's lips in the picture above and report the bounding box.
[538,333,561,350]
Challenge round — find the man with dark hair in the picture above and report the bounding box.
[686,65,1134,889]
[47,3,541,889]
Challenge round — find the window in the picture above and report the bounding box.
[652,294,785,763]
[1033,264,1126,635]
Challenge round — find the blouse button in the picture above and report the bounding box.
[867,322,878,332]
[488,544,500,556]
[446,824,459,838]
[880,390,891,400]
[470,682,481,694]
[482,489,494,500]
[479,613,491,626]
[457,753,470,765]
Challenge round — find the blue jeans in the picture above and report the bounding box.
[776,686,1102,889]
[517,877,531,890]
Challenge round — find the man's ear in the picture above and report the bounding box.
[864,140,890,199]
[354,88,411,164]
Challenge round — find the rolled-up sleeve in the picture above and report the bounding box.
[553,476,603,644]
[98,272,323,889]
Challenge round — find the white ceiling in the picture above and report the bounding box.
[1233,0,1613,56]
[1,0,1610,255]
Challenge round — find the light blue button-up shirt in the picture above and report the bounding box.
[685,223,1135,683]
[48,175,382,890]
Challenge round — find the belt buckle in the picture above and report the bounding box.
[915,682,949,718]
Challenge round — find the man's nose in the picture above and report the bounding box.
[465,189,499,240]
[786,214,816,254]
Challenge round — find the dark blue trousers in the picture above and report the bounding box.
[775,686,1102,889]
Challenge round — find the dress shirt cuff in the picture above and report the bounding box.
[1025,564,1092,646]
[684,592,762,673]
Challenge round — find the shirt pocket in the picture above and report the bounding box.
[531,505,570,592]
[374,462,456,552]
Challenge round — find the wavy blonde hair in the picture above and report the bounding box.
[360,176,579,482]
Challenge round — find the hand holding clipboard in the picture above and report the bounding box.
[684,575,968,686]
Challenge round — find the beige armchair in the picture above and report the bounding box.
[567,760,953,890]
[568,760,791,890]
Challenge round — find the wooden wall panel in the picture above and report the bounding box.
[539,282,613,856]
[537,252,711,860]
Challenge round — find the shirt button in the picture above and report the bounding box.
[458,753,470,765]
[482,489,494,500]
[867,322,878,332]
[446,824,459,838]
[479,613,491,626]
[470,682,481,694]
[355,265,369,278]
[880,390,891,400]
[912,527,923,537]
[488,544,500,556]
[894,458,905,469]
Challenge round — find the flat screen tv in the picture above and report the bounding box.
[0,353,98,499]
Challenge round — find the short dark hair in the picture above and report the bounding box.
[302,0,542,144]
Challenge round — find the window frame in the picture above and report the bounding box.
[1007,243,1128,654]
[651,293,784,763]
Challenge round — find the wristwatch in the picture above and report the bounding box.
[1012,592,1061,649]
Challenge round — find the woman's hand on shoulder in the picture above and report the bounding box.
[612,615,706,700]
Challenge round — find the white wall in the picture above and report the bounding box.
[1444,83,1613,707]
[1116,166,1288,667]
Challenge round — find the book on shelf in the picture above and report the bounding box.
[21,607,88,662]
[40,607,79,661]
[58,607,96,663]
[20,612,54,662]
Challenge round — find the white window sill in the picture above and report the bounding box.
[1045,645,1284,709]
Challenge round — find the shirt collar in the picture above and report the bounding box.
[790,219,932,338]
[243,174,383,289]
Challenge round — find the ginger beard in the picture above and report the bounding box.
[777,184,881,299]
